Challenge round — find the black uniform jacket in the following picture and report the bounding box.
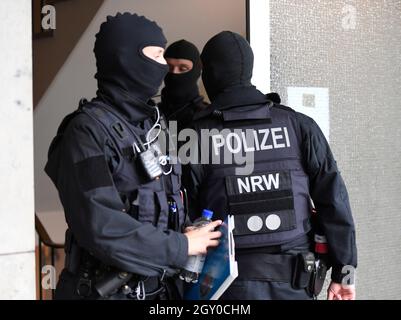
[45,100,188,277]
[183,86,357,283]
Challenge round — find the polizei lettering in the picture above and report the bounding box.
[237,173,280,194]
[212,127,291,156]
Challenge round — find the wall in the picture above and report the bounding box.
[0,1,36,299]
[33,0,105,106]
[268,0,401,299]
[34,0,246,213]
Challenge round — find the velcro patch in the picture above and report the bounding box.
[233,210,296,236]
[75,155,113,191]
[225,170,292,201]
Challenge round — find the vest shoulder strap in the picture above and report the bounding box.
[80,101,139,159]
[272,104,296,113]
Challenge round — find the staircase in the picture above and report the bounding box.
[33,0,104,106]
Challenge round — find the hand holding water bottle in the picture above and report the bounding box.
[182,210,222,283]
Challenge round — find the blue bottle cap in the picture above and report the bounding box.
[202,209,214,220]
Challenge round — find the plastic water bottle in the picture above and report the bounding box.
[180,209,214,283]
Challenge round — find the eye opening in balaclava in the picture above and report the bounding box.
[201,31,254,101]
[94,12,169,110]
[162,39,202,105]
[166,58,194,74]
[139,43,168,66]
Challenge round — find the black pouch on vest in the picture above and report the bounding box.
[292,252,315,290]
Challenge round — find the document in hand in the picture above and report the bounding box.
[184,215,238,300]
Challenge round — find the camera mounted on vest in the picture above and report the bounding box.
[81,98,166,182]
[137,146,163,181]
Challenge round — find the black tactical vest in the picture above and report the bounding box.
[194,103,311,249]
[78,100,186,232]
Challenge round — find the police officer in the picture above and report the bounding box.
[45,13,221,300]
[183,31,357,300]
[160,40,208,132]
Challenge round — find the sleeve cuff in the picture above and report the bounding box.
[172,232,189,268]
[331,265,356,285]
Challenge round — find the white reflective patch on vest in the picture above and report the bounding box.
[265,214,281,230]
[212,134,225,156]
[247,215,263,232]
[212,127,291,156]
[226,132,242,154]
[237,173,280,194]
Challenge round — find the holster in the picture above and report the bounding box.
[291,252,329,297]
[291,252,315,291]
[310,258,328,297]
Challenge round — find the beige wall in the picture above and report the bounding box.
[0,0,35,299]
[268,0,401,299]
[33,0,104,106]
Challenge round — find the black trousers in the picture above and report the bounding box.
[219,279,312,300]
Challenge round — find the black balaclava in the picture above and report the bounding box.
[162,40,201,105]
[94,13,168,122]
[201,31,254,101]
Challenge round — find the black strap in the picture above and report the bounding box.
[236,249,315,290]
[96,103,146,150]
[236,253,295,282]
[122,146,136,161]
[235,234,311,255]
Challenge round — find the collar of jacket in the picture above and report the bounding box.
[96,81,158,123]
[194,85,270,121]
[163,95,204,120]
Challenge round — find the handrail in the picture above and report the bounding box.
[35,212,65,299]
[35,214,64,249]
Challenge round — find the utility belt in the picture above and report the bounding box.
[236,251,326,297]
[72,250,172,300]
[64,232,174,300]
